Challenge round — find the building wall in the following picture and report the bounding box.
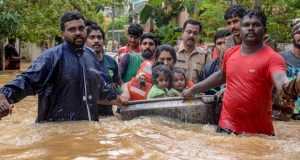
[277,43,293,52]
[177,8,189,27]
[21,42,46,62]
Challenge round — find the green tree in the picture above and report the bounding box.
[0,0,22,38]
[16,0,107,43]
[197,0,300,43]
[1,0,115,42]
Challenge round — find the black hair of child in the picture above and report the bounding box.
[171,67,187,88]
[151,61,171,85]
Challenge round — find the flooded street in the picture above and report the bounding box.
[0,64,300,160]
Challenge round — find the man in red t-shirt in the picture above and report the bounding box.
[117,23,143,62]
[182,8,291,135]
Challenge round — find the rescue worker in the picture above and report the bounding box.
[182,8,291,136]
[0,12,124,122]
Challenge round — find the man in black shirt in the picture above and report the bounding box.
[4,38,25,70]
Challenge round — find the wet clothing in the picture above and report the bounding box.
[147,85,167,99]
[224,34,277,52]
[99,54,121,84]
[117,44,140,62]
[0,42,117,122]
[280,50,300,114]
[200,56,222,95]
[175,42,211,84]
[220,45,286,135]
[168,88,181,97]
[4,43,20,70]
[147,85,179,99]
[118,53,143,83]
[97,54,121,116]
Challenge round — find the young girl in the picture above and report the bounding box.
[147,62,178,99]
[171,67,194,93]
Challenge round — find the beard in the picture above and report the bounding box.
[72,35,86,48]
[293,38,300,49]
[141,49,153,60]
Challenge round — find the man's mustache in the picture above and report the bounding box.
[246,32,257,37]
[144,48,152,53]
[74,36,84,40]
[232,28,238,31]
[92,43,101,47]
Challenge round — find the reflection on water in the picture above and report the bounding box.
[0,64,300,159]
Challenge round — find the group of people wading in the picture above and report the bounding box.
[1,4,300,136]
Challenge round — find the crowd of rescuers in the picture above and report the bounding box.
[0,4,299,136]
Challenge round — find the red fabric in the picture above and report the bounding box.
[220,45,286,135]
[128,77,152,100]
[117,44,140,62]
[186,81,194,88]
[136,60,153,83]
[212,48,220,60]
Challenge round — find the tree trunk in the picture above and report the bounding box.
[252,0,262,8]
[193,0,200,17]
[111,0,115,52]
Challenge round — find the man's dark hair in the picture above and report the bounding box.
[224,4,246,20]
[140,33,159,46]
[8,38,16,44]
[85,20,105,40]
[242,7,267,28]
[182,19,202,32]
[127,23,143,37]
[155,44,177,63]
[60,11,85,31]
[214,29,231,44]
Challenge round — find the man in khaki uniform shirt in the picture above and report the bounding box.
[175,19,211,84]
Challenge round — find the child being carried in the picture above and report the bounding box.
[170,67,194,95]
[147,62,179,99]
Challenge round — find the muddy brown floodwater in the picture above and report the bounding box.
[0,63,300,160]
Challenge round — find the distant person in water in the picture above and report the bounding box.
[4,38,26,70]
